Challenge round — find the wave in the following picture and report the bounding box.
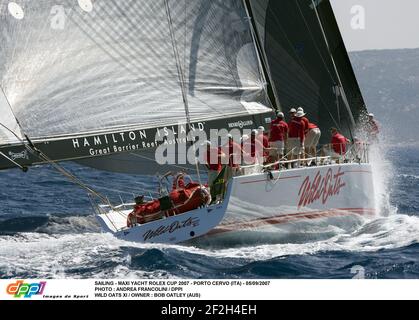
[398,173,419,180]
[1,211,418,279]
[0,215,100,235]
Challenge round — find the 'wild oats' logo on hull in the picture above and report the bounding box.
[298,168,346,209]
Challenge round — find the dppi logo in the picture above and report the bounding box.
[298,168,346,209]
[6,280,46,298]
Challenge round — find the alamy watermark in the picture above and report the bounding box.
[351,5,366,30]
[154,127,265,167]
[351,265,366,279]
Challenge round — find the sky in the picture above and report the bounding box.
[330,0,419,51]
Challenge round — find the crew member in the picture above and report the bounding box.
[288,110,306,163]
[224,134,242,181]
[288,108,297,124]
[366,113,380,143]
[305,122,321,158]
[242,130,265,165]
[297,107,310,134]
[323,127,350,160]
[258,126,270,149]
[204,141,224,188]
[269,112,288,161]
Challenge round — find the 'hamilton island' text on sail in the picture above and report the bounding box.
[70,123,205,157]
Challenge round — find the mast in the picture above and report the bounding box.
[163,0,202,185]
[243,0,281,112]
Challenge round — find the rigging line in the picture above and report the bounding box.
[0,151,27,172]
[164,0,203,188]
[0,121,22,143]
[164,0,191,125]
[294,0,336,86]
[128,152,207,175]
[0,88,111,205]
[309,0,356,127]
[88,183,158,197]
[243,0,281,111]
[268,8,342,131]
[0,85,26,135]
[21,136,114,208]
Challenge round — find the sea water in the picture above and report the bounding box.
[0,146,418,279]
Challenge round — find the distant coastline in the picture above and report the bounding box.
[349,48,419,141]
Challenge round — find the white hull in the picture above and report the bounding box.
[97,163,375,244]
[210,163,376,237]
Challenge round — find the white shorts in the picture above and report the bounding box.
[288,138,303,155]
[269,141,285,155]
[305,128,321,148]
[322,146,341,158]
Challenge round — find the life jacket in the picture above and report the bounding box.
[127,182,211,227]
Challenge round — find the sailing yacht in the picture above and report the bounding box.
[0,0,375,244]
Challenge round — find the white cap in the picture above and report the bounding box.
[289,108,297,113]
[296,110,306,118]
[258,126,265,132]
[297,107,304,112]
[277,112,285,118]
[251,129,258,135]
[368,113,374,118]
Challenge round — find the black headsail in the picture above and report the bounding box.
[0,0,274,171]
[248,0,367,141]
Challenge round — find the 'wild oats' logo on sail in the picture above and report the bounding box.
[143,217,200,241]
[298,168,346,209]
[8,150,29,161]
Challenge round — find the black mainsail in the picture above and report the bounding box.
[248,0,367,141]
[0,0,273,171]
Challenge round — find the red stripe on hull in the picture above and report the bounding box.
[208,208,376,236]
[344,170,373,174]
[240,175,301,185]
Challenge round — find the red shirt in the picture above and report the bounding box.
[270,119,288,142]
[288,118,306,143]
[331,133,347,154]
[243,138,265,162]
[226,141,242,167]
[206,147,222,171]
[308,123,318,130]
[301,117,310,134]
[258,133,270,148]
